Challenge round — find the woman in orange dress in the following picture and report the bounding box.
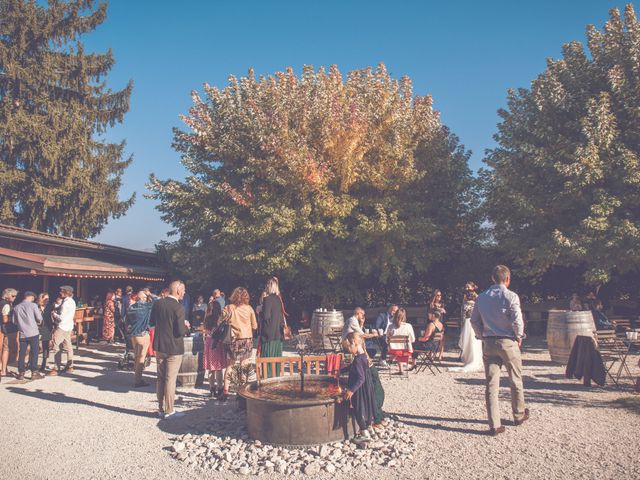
[102,291,116,342]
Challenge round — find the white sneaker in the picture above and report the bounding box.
[380,360,389,367]
[163,411,185,419]
[353,430,371,444]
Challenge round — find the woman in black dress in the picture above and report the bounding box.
[259,277,286,377]
[37,293,53,372]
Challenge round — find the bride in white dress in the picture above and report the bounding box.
[449,282,484,373]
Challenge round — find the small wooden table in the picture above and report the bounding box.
[74,307,96,348]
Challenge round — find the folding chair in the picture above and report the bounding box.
[444,317,461,359]
[297,328,312,338]
[413,332,444,375]
[326,327,344,353]
[611,318,631,333]
[595,330,632,387]
[387,335,411,378]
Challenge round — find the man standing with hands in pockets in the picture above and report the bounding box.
[152,280,189,419]
[471,265,529,436]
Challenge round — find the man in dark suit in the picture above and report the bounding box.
[152,280,189,419]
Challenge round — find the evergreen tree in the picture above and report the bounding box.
[0,0,133,237]
[149,64,480,304]
[482,5,640,286]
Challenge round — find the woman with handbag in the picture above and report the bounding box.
[223,287,257,399]
[203,299,227,399]
[259,277,288,378]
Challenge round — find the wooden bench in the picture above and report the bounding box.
[255,354,328,381]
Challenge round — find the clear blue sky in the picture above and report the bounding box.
[85,0,633,250]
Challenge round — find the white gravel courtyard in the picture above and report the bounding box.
[0,338,638,480]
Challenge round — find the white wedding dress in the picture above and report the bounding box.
[449,300,484,373]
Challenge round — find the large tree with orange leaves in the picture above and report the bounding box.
[149,64,479,303]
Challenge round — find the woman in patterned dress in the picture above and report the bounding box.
[222,287,257,399]
[203,299,228,399]
[102,291,116,342]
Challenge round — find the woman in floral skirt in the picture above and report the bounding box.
[102,291,116,342]
[203,299,228,399]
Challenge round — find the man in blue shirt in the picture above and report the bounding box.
[471,265,528,436]
[374,305,398,366]
[212,289,226,309]
[591,300,614,330]
[13,291,44,380]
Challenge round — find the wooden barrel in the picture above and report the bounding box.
[547,310,596,364]
[311,311,344,349]
[177,334,205,387]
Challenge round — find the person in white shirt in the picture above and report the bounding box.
[342,307,365,341]
[48,285,76,376]
[386,308,415,375]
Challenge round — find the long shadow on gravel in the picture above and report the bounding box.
[456,375,594,393]
[5,387,158,418]
[454,376,592,407]
[386,413,488,436]
[386,412,486,425]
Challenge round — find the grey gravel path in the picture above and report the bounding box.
[0,339,638,480]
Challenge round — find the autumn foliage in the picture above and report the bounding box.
[149,64,479,303]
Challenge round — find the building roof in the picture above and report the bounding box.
[0,224,165,281]
[0,224,157,259]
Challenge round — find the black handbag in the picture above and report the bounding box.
[212,305,234,344]
[211,320,229,341]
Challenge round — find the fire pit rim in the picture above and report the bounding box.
[238,374,340,407]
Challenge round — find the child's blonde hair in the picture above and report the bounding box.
[344,331,364,348]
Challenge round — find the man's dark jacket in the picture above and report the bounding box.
[151,297,188,355]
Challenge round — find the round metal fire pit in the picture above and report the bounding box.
[238,374,355,445]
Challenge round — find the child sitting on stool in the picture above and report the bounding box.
[343,332,377,443]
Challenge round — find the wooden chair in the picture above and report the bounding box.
[73,308,89,350]
[413,331,444,375]
[387,335,412,378]
[595,330,632,387]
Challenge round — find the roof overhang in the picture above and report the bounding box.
[0,246,165,281]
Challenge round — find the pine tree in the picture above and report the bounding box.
[482,4,640,286]
[0,0,133,237]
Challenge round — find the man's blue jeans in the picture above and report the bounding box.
[19,335,40,373]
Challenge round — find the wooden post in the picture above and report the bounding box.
[42,276,49,295]
[76,277,81,301]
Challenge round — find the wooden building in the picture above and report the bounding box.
[0,224,166,302]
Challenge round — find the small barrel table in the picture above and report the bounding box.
[311,310,344,350]
[547,310,596,364]
[177,334,205,387]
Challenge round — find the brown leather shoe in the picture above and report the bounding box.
[47,369,59,376]
[514,408,530,426]
[65,367,74,374]
[489,426,506,436]
[31,371,45,380]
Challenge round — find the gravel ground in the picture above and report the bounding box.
[0,337,638,480]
